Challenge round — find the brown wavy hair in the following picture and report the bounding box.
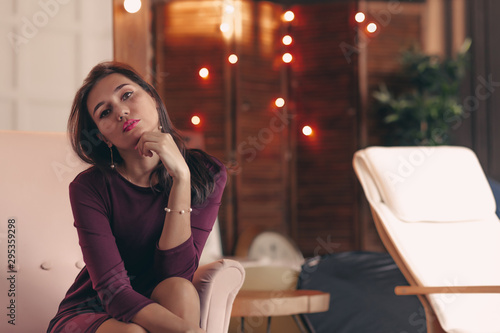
[68,61,220,205]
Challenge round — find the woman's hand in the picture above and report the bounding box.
[135,131,190,180]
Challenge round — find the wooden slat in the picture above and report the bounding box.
[231,290,330,317]
[291,2,360,255]
[396,285,500,295]
[113,0,152,79]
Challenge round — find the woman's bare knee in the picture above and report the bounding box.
[151,277,200,324]
[151,277,199,305]
[96,318,147,333]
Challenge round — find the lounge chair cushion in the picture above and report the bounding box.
[361,146,496,222]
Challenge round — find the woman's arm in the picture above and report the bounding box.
[72,172,204,332]
[153,158,227,281]
[69,175,155,322]
[135,132,193,251]
[134,160,227,332]
[158,174,192,250]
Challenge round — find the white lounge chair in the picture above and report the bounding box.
[353,146,500,333]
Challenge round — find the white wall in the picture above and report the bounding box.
[0,0,113,132]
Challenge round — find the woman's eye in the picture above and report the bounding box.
[100,109,111,119]
[122,91,133,100]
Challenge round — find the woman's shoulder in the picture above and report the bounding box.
[68,166,117,209]
[186,149,227,197]
[70,166,110,191]
[202,154,227,192]
[73,165,104,182]
[207,154,226,173]
[210,156,227,184]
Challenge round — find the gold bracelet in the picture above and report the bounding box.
[164,207,193,214]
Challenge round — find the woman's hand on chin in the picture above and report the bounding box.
[135,131,190,180]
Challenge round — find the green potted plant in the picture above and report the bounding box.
[373,39,471,146]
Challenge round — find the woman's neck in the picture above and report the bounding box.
[117,149,161,187]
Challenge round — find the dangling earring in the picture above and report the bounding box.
[109,146,115,169]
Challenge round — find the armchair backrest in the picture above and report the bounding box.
[353,145,500,332]
[0,130,87,332]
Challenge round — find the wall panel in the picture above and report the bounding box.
[291,2,360,255]
[0,0,112,132]
[154,0,361,256]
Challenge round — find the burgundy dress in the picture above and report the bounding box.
[47,158,226,333]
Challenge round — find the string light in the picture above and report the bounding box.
[275,98,285,107]
[221,1,235,38]
[367,22,378,33]
[283,10,295,22]
[220,23,230,33]
[355,12,365,23]
[228,54,238,64]
[191,115,201,126]
[282,53,293,63]
[123,0,141,13]
[282,35,293,45]
[199,68,209,79]
[224,4,235,14]
[302,126,313,136]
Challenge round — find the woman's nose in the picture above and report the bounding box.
[117,108,129,121]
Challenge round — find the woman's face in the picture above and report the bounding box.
[87,73,159,150]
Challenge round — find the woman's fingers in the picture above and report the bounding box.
[135,132,189,177]
[140,141,158,157]
[135,132,165,157]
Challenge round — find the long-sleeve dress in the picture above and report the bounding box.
[47,157,226,333]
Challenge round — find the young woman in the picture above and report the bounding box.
[47,62,227,333]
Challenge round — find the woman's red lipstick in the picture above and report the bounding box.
[123,119,140,132]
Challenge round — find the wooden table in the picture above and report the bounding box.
[231,289,330,333]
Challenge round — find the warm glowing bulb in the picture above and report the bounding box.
[275,98,285,107]
[282,53,293,63]
[191,116,201,126]
[282,35,293,45]
[225,5,235,14]
[367,22,378,33]
[220,23,230,32]
[199,68,209,78]
[283,11,295,22]
[124,0,141,13]
[355,12,365,23]
[228,54,238,64]
[302,126,313,136]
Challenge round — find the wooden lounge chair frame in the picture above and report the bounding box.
[353,146,500,333]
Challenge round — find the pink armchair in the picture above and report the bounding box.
[0,130,244,332]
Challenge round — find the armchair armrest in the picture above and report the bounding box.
[395,285,500,295]
[193,259,245,333]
